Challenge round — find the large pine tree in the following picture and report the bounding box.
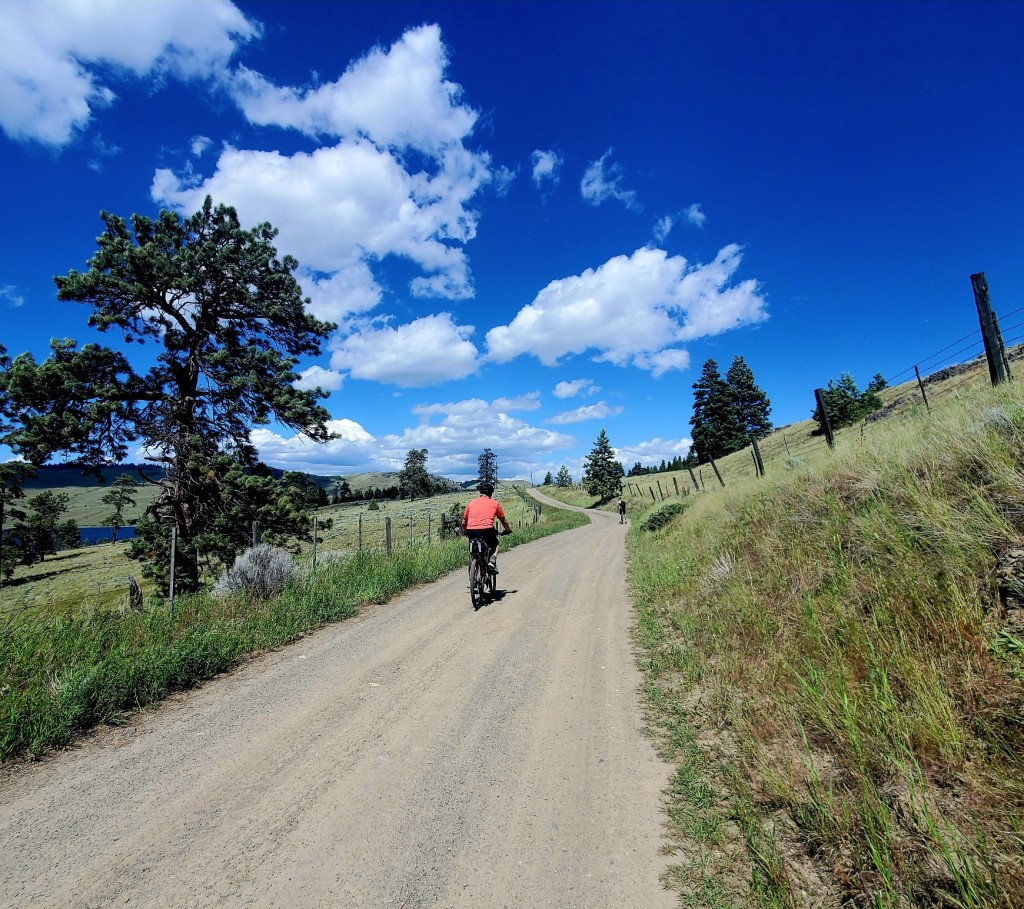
[726,355,773,447]
[689,359,736,462]
[582,429,624,503]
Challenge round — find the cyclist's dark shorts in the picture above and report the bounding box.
[466,528,499,552]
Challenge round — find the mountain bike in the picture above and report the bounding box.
[467,536,493,609]
[467,530,510,609]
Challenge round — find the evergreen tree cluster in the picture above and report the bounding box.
[812,373,886,433]
[555,465,573,488]
[626,453,696,477]
[689,356,773,463]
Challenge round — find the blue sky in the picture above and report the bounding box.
[2,1,1022,482]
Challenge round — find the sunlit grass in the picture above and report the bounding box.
[1,497,587,762]
[629,381,1024,906]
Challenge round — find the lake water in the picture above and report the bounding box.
[79,526,138,545]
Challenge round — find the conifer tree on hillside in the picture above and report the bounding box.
[582,429,624,503]
[0,199,335,593]
[555,465,573,487]
[726,355,773,446]
[689,359,736,462]
[477,448,498,488]
[399,449,432,499]
[812,373,885,433]
[542,471,553,486]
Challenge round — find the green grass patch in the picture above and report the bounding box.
[629,382,1024,906]
[1,496,587,763]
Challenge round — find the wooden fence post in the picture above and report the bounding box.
[408,514,413,548]
[750,435,765,477]
[708,457,725,487]
[252,521,261,547]
[698,470,706,491]
[687,466,699,491]
[312,516,318,569]
[428,513,432,544]
[914,365,930,413]
[358,513,363,551]
[649,487,656,502]
[168,525,176,615]
[385,517,392,555]
[656,480,665,500]
[972,272,1012,385]
[672,477,679,496]
[814,388,836,449]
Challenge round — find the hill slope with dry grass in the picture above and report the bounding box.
[627,379,1024,906]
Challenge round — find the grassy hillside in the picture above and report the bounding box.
[0,494,587,761]
[0,481,534,617]
[21,465,162,526]
[628,378,1024,906]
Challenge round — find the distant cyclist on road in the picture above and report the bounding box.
[617,498,627,524]
[463,482,513,574]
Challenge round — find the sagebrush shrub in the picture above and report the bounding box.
[213,544,301,600]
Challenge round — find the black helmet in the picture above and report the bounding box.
[479,482,494,496]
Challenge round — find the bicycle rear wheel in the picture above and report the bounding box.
[469,557,483,609]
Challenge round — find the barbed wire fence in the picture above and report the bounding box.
[621,272,1019,503]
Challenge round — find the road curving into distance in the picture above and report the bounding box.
[0,490,674,909]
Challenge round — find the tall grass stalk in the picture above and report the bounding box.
[629,383,1024,906]
[1,500,587,762]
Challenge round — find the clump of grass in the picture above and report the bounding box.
[629,382,1024,906]
[1,498,587,762]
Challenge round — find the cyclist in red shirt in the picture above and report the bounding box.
[462,482,512,573]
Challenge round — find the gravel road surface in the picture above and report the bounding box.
[0,493,674,909]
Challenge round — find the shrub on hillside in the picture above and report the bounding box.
[213,544,301,601]
[639,502,687,532]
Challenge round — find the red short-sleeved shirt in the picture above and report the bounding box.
[463,496,507,530]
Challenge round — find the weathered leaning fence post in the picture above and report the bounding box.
[358,513,363,551]
[708,457,726,487]
[914,365,930,413]
[814,388,836,449]
[252,521,261,547]
[687,465,699,491]
[385,517,392,556]
[168,525,177,615]
[750,435,765,477]
[971,272,1012,385]
[428,513,432,544]
[657,480,665,500]
[673,477,680,496]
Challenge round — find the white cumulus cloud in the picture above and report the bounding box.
[0,285,25,308]
[547,402,624,425]
[294,365,344,393]
[249,397,573,479]
[580,149,638,210]
[553,378,599,399]
[616,436,693,470]
[685,203,706,227]
[486,245,767,373]
[227,24,476,154]
[531,149,563,188]
[152,24,493,336]
[0,0,256,145]
[329,313,480,387]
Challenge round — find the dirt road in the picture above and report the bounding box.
[0,494,674,909]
